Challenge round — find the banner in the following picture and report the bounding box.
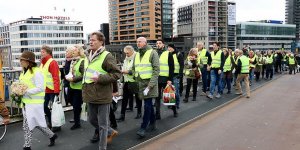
[228,5,236,25]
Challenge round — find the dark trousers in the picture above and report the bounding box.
[262,65,266,78]
[185,78,198,99]
[266,66,273,79]
[223,71,232,92]
[289,65,296,74]
[179,76,183,95]
[255,71,260,81]
[275,61,282,73]
[141,98,155,129]
[110,104,117,127]
[44,93,56,126]
[155,81,167,115]
[121,83,142,115]
[69,88,83,125]
[201,67,209,93]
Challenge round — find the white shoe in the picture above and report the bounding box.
[207,94,213,99]
[216,93,221,99]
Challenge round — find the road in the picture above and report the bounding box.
[138,74,300,150]
[0,74,282,150]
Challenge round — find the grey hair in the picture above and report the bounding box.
[124,45,135,52]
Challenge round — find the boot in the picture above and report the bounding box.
[90,129,99,143]
[116,114,125,122]
[48,134,57,147]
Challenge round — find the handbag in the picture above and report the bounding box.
[194,68,201,79]
[51,96,66,127]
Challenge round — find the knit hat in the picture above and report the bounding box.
[19,51,36,63]
[168,43,176,50]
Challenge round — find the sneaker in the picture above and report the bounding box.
[215,93,221,99]
[207,94,213,99]
[200,92,207,96]
[235,92,243,95]
[136,129,146,138]
[107,130,118,144]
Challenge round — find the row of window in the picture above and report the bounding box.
[11,39,83,46]
[10,25,83,32]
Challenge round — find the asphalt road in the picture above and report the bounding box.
[138,74,300,150]
[0,74,282,150]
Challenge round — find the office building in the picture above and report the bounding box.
[286,0,300,40]
[236,22,296,51]
[109,0,170,44]
[8,16,84,67]
[161,0,173,39]
[0,21,12,68]
[177,0,236,50]
[100,23,110,45]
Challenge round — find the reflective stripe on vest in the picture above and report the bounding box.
[135,50,153,79]
[289,57,295,65]
[211,50,222,68]
[198,49,208,64]
[257,57,263,65]
[173,54,180,74]
[83,51,109,84]
[40,58,61,90]
[240,55,250,73]
[159,51,169,77]
[70,58,85,89]
[266,56,273,64]
[19,67,45,105]
[223,56,232,72]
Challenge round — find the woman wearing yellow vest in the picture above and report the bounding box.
[222,48,233,94]
[287,53,297,75]
[19,51,57,150]
[65,45,85,130]
[249,50,257,86]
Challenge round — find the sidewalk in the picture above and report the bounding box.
[138,74,300,150]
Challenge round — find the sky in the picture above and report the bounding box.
[0,0,285,34]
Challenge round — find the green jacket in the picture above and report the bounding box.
[82,48,122,104]
[133,45,160,100]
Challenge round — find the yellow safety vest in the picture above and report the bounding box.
[135,49,153,79]
[266,56,273,64]
[211,50,222,68]
[240,55,250,74]
[173,54,180,74]
[123,58,135,82]
[40,58,60,90]
[19,67,45,105]
[159,51,169,77]
[70,58,85,89]
[223,56,232,72]
[83,51,109,84]
[198,49,208,65]
[289,57,295,65]
[249,56,256,68]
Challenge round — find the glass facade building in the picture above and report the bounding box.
[161,0,173,39]
[285,0,300,40]
[237,22,296,50]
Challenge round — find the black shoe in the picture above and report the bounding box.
[126,107,133,112]
[69,119,74,123]
[90,129,100,143]
[136,129,146,138]
[70,124,81,130]
[192,97,196,101]
[147,123,157,131]
[134,105,138,108]
[155,114,161,120]
[23,147,31,150]
[48,134,57,147]
[174,113,178,118]
[116,114,125,122]
[134,113,142,119]
[183,98,188,103]
[51,127,61,132]
[110,124,118,129]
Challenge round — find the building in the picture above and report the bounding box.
[236,22,296,51]
[286,0,300,40]
[177,0,236,50]
[8,16,84,67]
[100,23,110,45]
[0,21,12,68]
[109,0,171,44]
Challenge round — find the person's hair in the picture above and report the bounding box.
[23,60,37,74]
[188,48,198,57]
[124,45,135,52]
[156,39,164,44]
[91,31,105,45]
[74,45,86,58]
[41,45,53,56]
[213,42,220,47]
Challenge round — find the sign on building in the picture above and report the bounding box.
[228,5,236,25]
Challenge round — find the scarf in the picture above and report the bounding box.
[122,52,136,71]
[89,46,105,62]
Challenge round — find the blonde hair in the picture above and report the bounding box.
[74,45,86,58]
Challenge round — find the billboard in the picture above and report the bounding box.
[228,5,236,25]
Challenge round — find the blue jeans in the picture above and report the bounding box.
[141,98,156,129]
[172,77,180,107]
[201,67,209,92]
[249,68,254,83]
[210,69,222,95]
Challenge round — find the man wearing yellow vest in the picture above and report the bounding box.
[82,32,121,149]
[265,50,275,80]
[207,42,225,99]
[197,42,212,96]
[135,37,160,138]
[287,53,297,75]
[155,39,171,120]
[40,45,61,132]
[235,50,250,98]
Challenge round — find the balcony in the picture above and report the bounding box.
[119,0,133,4]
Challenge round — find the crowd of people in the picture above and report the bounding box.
[1,31,300,150]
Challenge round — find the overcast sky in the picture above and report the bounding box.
[0,0,285,33]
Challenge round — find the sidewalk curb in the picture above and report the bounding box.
[128,75,283,150]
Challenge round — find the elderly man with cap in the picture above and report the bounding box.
[19,51,57,150]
